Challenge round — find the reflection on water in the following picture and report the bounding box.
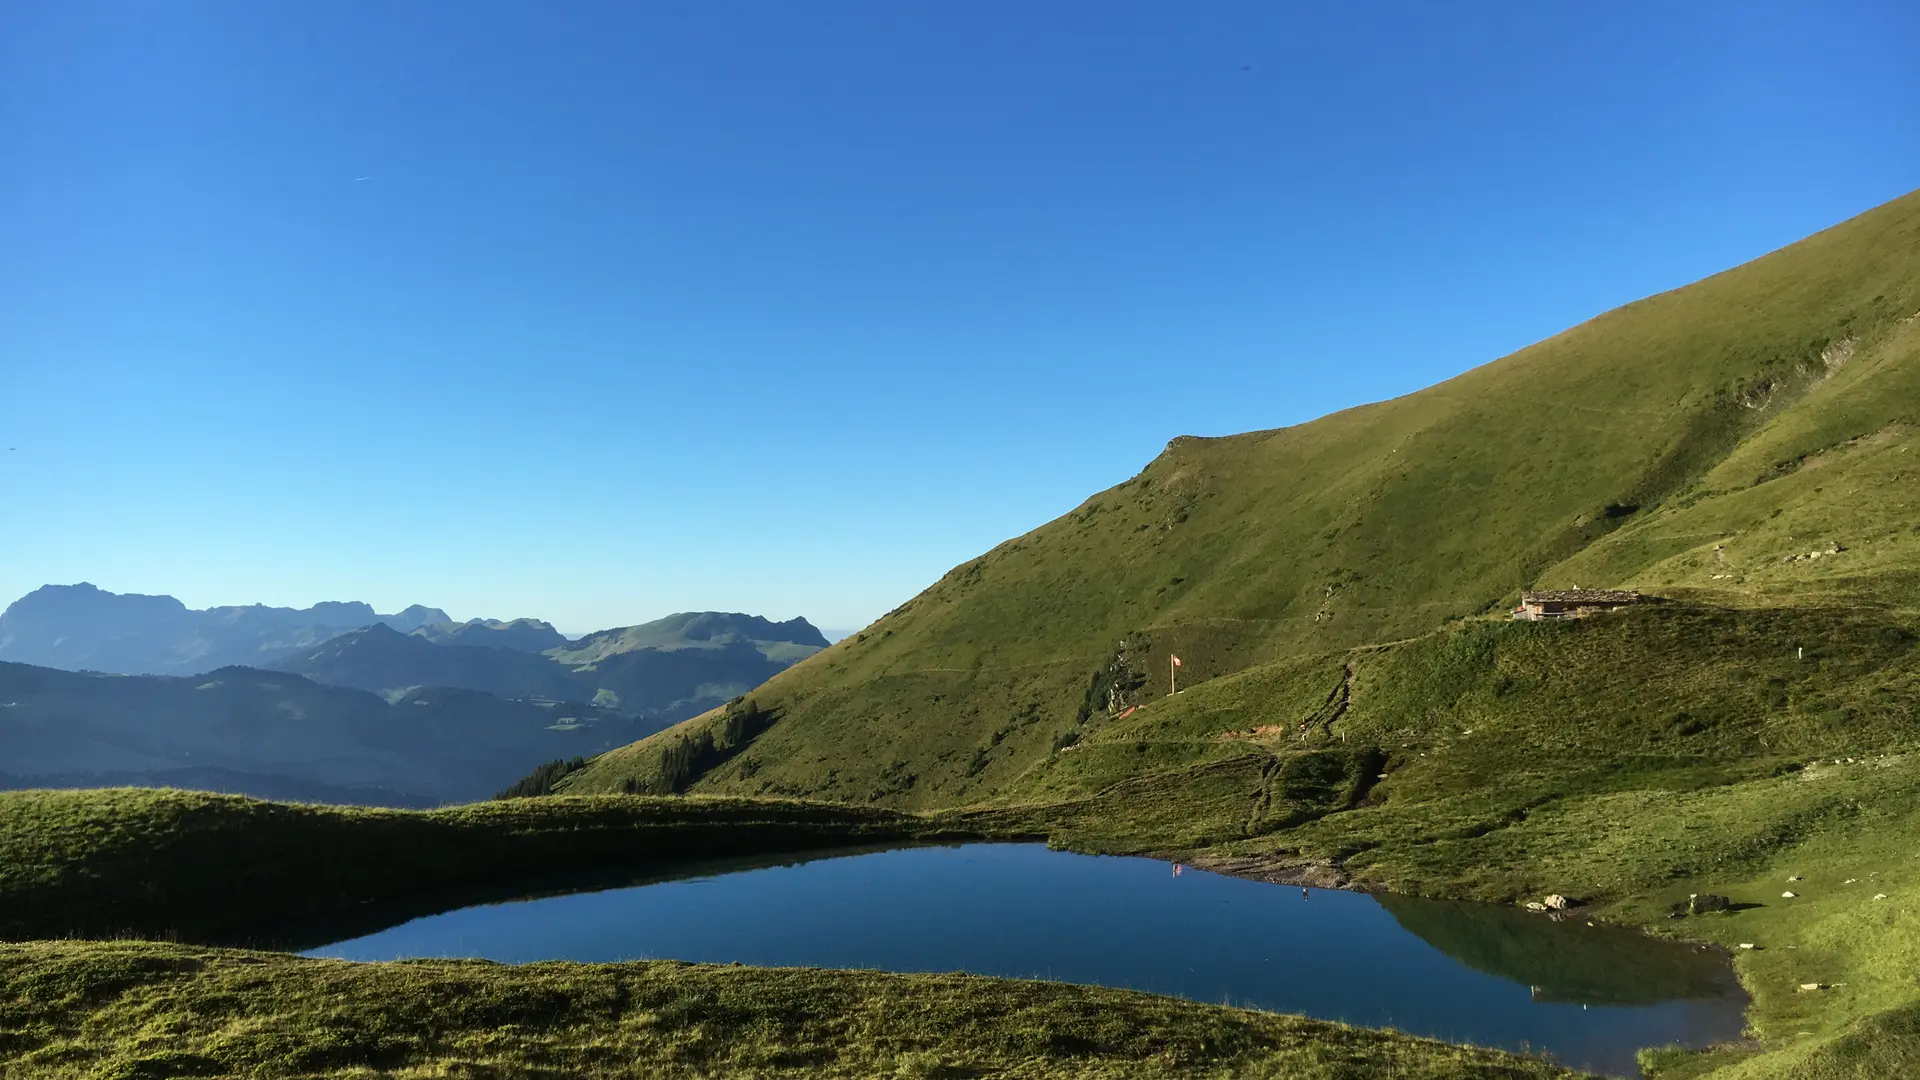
[1376,893,1741,1007]
[247,842,914,952]
[304,843,1745,1077]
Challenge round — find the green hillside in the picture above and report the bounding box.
[562,188,1920,812]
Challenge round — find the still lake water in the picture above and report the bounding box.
[305,843,1746,1076]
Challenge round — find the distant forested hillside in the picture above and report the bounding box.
[0,660,666,805]
[0,591,825,804]
[277,612,827,725]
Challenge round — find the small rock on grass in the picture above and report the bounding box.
[1688,893,1732,915]
[1783,891,1798,898]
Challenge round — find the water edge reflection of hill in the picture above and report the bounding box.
[304,844,1748,1076]
[1374,892,1744,1007]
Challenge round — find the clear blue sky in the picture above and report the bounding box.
[3,2,1916,634]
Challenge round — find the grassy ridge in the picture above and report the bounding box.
[0,941,1583,1080]
[0,788,983,945]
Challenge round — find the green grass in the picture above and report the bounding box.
[0,940,1587,1080]
[1604,766,1920,1080]
[0,788,994,946]
[936,601,1920,1078]
[888,600,1916,865]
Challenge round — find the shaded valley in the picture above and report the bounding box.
[275,611,826,723]
[0,662,662,805]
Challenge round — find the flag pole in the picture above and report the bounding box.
[1169,653,1176,696]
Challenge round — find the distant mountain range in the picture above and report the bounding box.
[0,584,830,804]
[274,612,828,722]
[0,661,667,805]
[0,583,449,676]
[409,618,572,652]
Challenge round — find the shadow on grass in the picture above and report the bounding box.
[239,841,944,952]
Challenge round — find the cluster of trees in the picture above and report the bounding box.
[648,697,777,794]
[1074,639,1147,725]
[494,756,590,799]
[495,696,782,799]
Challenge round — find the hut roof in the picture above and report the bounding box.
[1522,589,1642,605]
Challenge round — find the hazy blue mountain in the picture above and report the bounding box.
[0,587,823,797]
[553,612,829,665]
[0,583,450,676]
[278,625,563,698]
[275,612,826,724]
[410,618,571,653]
[0,660,666,805]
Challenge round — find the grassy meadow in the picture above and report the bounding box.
[0,941,1585,1080]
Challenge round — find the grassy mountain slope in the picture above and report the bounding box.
[0,662,655,805]
[1546,308,1920,608]
[565,188,1920,810]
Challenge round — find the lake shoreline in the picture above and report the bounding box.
[296,842,1746,1076]
[3,786,1887,1079]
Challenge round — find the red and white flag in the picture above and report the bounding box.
[1171,655,1182,667]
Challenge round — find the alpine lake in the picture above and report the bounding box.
[303,843,1747,1077]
